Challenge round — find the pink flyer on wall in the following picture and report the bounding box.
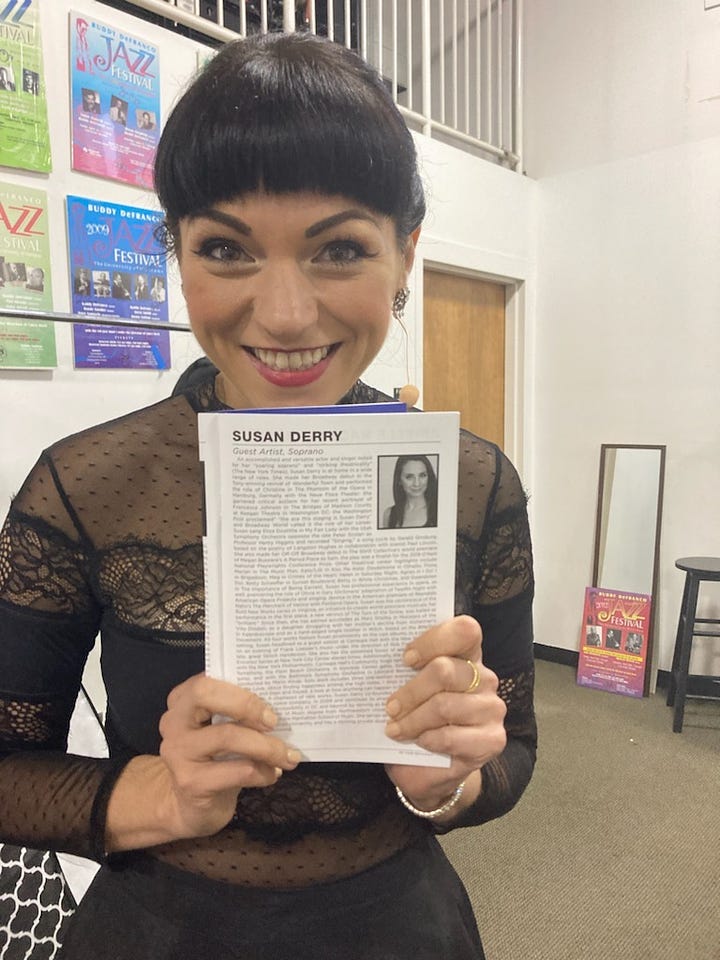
[69,11,160,190]
[577,587,650,698]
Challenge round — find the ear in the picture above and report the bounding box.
[402,226,421,277]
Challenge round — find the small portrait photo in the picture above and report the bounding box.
[81,87,101,114]
[92,271,111,297]
[378,454,439,530]
[22,69,40,96]
[74,267,92,296]
[625,632,643,654]
[3,261,26,285]
[133,273,150,300]
[111,271,132,300]
[109,95,128,126]
[25,266,45,293]
[605,628,622,650]
[0,66,16,92]
[136,109,156,131]
[585,625,602,648]
[150,276,166,302]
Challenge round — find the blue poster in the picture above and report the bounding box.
[70,11,160,190]
[66,194,170,369]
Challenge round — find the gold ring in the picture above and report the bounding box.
[463,659,481,694]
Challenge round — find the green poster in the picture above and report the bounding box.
[0,317,56,367]
[0,179,56,367]
[0,0,51,172]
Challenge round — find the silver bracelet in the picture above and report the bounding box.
[395,780,466,819]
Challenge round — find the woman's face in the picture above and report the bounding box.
[400,460,428,499]
[177,192,417,409]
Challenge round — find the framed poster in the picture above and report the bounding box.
[69,12,160,190]
[0,0,51,172]
[0,180,56,368]
[66,194,170,369]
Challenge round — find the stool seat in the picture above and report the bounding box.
[676,557,720,578]
[667,557,720,732]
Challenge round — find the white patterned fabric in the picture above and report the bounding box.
[0,689,106,955]
[0,845,75,959]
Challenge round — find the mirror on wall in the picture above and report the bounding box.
[592,444,666,692]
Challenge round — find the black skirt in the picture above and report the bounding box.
[58,835,485,960]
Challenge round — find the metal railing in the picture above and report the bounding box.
[101,0,522,169]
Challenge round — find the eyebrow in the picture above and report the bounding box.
[189,207,380,238]
[305,210,380,237]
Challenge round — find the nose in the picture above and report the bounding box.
[252,261,318,343]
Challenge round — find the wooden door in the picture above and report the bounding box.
[423,269,506,447]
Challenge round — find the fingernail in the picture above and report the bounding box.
[262,708,278,728]
[386,698,401,717]
[274,767,283,779]
[287,748,303,765]
[385,721,400,738]
[403,649,420,667]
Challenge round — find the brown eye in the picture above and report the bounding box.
[316,240,373,266]
[194,239,251,263]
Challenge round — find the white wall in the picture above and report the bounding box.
[525,0,720,675]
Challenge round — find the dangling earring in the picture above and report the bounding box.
[392,287,410,321]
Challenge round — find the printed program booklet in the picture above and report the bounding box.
[200,406,460,766]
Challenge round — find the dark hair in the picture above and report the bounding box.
[154,32,425,249]
[387,455,438,528]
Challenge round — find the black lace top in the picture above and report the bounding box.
[0,379,536,888]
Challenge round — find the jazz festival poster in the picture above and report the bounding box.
[70,11,160,190]
[0,180,56,368]
[66,194,170,370]
[0,0,51,173]
[577,587,651,699]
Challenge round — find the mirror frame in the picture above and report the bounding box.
[591,444,666,696]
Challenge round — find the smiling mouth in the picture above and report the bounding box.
[247,345,334,372]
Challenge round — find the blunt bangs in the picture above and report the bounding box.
[154,33,425,244]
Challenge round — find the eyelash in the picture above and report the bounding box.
[192,238,248,263]
[191,237,377,267]
[316,239,376,267]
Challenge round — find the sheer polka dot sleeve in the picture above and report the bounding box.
[0,457,125,861]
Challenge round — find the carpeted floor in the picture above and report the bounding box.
[440,659,720,960]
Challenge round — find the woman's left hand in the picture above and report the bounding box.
[384,615,507,815]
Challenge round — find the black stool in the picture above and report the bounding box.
[667,557,720,732]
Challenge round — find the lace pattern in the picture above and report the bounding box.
[0,378,536,883]
[0,516,94,616]
[0,699,68,751]
[96,543,205,637]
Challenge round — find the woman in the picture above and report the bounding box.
[383,454,438,528]
[0,33,535,959]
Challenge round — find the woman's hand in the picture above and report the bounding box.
[106,674,301,852]
[157,674,302,839]
[384,616,507,817]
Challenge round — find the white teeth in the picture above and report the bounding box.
[252,345,329,372]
